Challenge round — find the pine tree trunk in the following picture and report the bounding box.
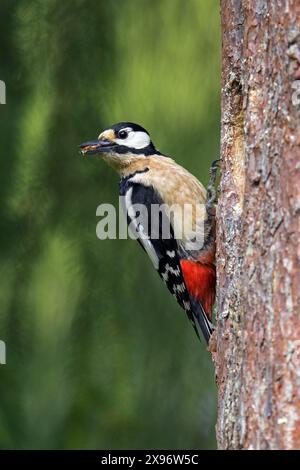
[216,0,300,449]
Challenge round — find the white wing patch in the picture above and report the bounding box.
[183,300,191,311]
[166,250,176,258]
[173,282,186,294]
[160,263,181,283]
[165,263,180,276]
[124,186,159,269]
[139,233,159,270]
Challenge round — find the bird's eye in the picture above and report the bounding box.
[118,130,128,139]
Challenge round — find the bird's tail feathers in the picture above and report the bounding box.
[190,298,214,344]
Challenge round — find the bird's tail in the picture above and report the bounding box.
[190,298,214,344]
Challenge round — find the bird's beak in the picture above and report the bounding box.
[79,139,116,156]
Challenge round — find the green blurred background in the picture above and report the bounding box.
[0,0,220,449]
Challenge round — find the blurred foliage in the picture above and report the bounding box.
[0,0,220,449]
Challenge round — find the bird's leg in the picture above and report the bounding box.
[206,159,220,217]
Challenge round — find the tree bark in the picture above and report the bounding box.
[216,0,300,449]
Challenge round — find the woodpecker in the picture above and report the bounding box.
[80,122,217,343]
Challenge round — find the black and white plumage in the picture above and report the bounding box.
[80,122,216,343]
[119,172,212,342]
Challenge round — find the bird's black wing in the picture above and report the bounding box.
[119,178,212,342]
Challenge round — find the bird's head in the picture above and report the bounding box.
[80,122,160,171]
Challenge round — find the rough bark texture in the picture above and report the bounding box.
[216,0,300,449]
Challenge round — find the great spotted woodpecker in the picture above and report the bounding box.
[80,122,217,343]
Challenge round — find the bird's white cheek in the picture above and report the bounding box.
[115,131,150,149]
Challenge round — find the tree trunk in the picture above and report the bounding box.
[216,0,300,449]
